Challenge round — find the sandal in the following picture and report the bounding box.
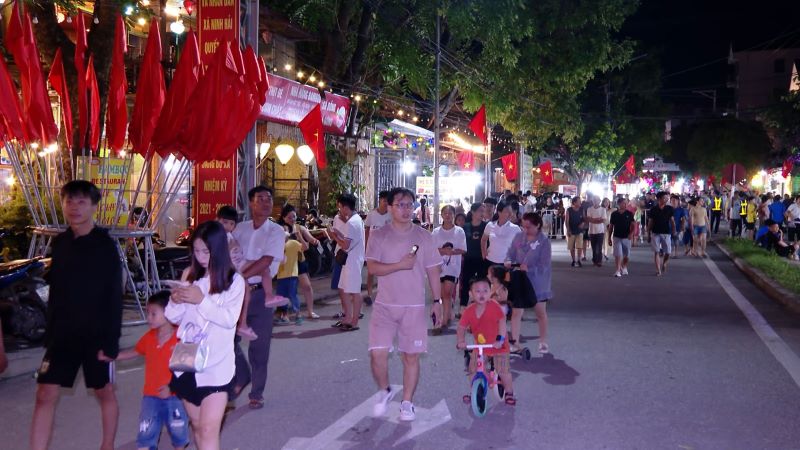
[504,392,516,406]
[538,342,549,354]
[248,398,264,410]
[462,394,471,404]
[331,321,344,328]
[340,324,360,332]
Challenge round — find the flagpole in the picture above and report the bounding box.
[433,7,441,228]
[485,124,492,199]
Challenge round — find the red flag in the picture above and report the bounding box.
[539,161,554,184]
[129,21,165,155]
[152,31,201,157]
[85,55,101,151]
[0,57,26,142]
[6,7,57,143]
[75,13,88,149]
[624,155,635,176]
[47,48,73,147]
[299,104,326,169]
[501,152,518,182]
[457,151,475,170]
[783,158,795,179]
[256,56,269,104]
[468,104,487,145]
[106,15,128,151]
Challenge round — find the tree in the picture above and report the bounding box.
[762,88,800,157]
[686,119,772,174]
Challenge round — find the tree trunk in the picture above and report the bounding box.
[321,1,357,77]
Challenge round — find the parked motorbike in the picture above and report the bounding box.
[0,258,48,343]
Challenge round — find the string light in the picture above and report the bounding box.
[309,75,317,83]
[137,17,146,26]
[317,81,325,88]
[354,94,362,102]
[297,71,304,78]
[141,0,150,5]
[284,63,292,71]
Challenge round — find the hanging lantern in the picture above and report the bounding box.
[275,144,294,164]
[170,20,185,35]
[258,143,270,159]
[183,0,194,15]
[296,145,315,165]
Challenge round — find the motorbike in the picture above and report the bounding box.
[0,258,48,343]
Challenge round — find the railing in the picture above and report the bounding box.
[539,209,565,239]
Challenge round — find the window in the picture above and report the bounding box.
[774,59,785,73]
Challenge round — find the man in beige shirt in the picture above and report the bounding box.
[688,199,709,257]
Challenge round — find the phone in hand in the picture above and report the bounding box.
[411,244,419,255]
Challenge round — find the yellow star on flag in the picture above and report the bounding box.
[508,164,513,170]
[464,162,471,168]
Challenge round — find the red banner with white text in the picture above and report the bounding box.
[259,74,351,135]
[194,0,239,224]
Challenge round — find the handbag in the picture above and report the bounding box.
[335,248,348,265]
[169,322,210,373]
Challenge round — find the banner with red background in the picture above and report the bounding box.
[259,74,351,135]
[194,0,239,224]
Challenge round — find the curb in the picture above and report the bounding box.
[714,241,800,313]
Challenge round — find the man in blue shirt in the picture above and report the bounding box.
[768,196,786,231]
[670,195,686,258]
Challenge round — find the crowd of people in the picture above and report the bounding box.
[23,178,799,450]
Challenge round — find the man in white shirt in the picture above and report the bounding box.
[232,186,285,409]
[329,194,366,331]
[363,191,391,305]
[787,195,800,244]
[586,195,608,267]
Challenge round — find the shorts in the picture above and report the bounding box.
[745,221,755,230]
[787,227,799,243]
[368,302,427,354]
[330,261,342,290]
[36,346,112,389]
[651,234,672,254]
[169,371,232,407]
[440,275,457,283]
[567,234,584,250]
[298,260,309,275]
[468,351,510,377]
[693,225,707,236]
[612,237,631,258]
[136,396,190,450]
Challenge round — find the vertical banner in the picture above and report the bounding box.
[194,0,240,224]
[77,157,131,226]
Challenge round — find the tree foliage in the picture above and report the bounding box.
[762,88,800,156]
[684,119,772,174]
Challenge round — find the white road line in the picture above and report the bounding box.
[703,256,800,389]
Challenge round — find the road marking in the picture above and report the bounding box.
[282,384,451,449]
[703,256,800,389]
[339,358,360,364]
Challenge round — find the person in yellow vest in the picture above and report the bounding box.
[745,196,758,240]
[710,190,723,234]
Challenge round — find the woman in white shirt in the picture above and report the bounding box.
[168,220,245,450]
[432,205,467,332]
[481,199,522,267]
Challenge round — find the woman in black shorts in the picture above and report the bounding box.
[279,204,322,319]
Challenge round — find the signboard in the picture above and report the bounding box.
[77,157,131,226]
[415,174,480,200]
[259,74,351,135]
[195,0,239,225]
[194,159,237,224]
[520,153,533,192]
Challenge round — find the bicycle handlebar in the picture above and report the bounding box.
[465,344,495,350]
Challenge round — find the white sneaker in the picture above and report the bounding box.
[399,401,416,421]
[613,271,621,277]
[372,387,394,417]
[621,267,629,275]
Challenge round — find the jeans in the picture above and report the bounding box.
[710,210,721,233]
[590,233,605,264]
[136,396,190,450]
[276,277,300,312]
[730,219,742,238]
[247,287,274,401]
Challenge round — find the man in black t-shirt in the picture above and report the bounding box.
[647,191,676,276]
[459,203,488,310]
[608,198,636,277]
[31,181,122,450]
[566,196,586,267]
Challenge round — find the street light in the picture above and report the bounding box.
[296,145,315,165]
[275,144,294,164]
[402,160,416,174]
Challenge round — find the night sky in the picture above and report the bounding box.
[622,0,800,110]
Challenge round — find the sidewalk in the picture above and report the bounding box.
[0,273,348,382]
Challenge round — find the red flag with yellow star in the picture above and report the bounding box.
[539,161,553,185]
[458,151,475,171]
[468,104,487,145]
[299,104,326,169]
[501,152,518,182]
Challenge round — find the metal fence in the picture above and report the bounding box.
[539,209,565,239]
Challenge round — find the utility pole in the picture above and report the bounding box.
[433,7,441,227]
[693,89,717,114]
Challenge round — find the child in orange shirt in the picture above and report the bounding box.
[117,291,189,450]
[456,278,515,406]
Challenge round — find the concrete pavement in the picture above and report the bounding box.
[1,237,800,449]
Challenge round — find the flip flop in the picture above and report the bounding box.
[340,324,360,331]
[331,321,344,328]
[248,398,264,410]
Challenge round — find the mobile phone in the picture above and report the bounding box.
[411,245,419,255]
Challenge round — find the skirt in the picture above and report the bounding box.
[507,270,536,309]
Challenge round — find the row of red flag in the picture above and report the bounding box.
[1,3,328,168]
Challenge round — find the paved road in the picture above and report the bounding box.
[2,236,800,450]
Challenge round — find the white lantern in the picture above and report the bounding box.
[170,20,185,35]
[296,145,315,165]
[258,142,270,159]
[275,144,294,164]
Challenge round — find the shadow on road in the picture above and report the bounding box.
[452,404,516,449]
[272,327,344,340]
[512,353,580,386]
